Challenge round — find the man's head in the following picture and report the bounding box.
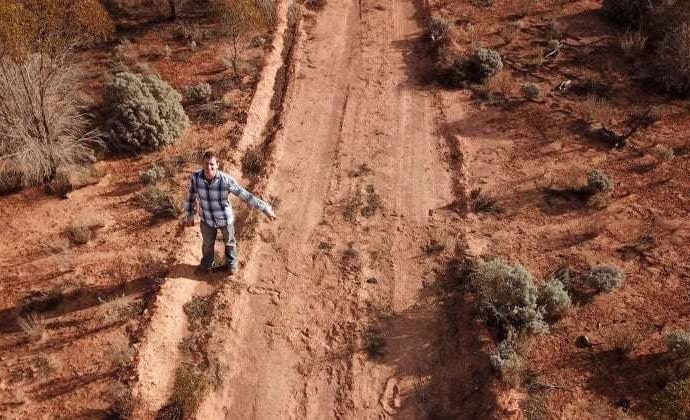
[202,151,218,179]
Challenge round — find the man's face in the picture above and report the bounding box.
[203,157,218,179]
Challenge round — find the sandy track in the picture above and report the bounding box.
[198,0,475,418]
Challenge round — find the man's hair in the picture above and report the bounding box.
[202,150,217,161]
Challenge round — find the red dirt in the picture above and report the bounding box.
[2,0,689,419]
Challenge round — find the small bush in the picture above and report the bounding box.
[66,224,92,245]
[428,16,452,45]
[241,146,263,179]
[135,187,181,219]
[184,83,213,104]
[606,324,642,357]
[665,330,690,356]
[586,264,625,292]
[538,279,571,319]
[104,72,188,153]
[490,341,523,386]
[471,259,548,336]
[469,48,503,81]
[17,313,46,342]
[139,165,167,185]
[470,188,499,213]
[586,170,615,193]
[521,83,540,100]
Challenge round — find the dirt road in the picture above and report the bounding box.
[194,0,493,418]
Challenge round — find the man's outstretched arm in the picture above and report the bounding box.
[182,175,197,223]
[228,179,276,219]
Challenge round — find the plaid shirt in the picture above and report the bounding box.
[184,170,272,228]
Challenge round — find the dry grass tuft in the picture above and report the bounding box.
[17,313,46,342]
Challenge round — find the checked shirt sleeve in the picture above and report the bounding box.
[183,174,197,220]
[228,177,273,216]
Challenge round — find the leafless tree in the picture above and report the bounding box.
[0,50,101,185]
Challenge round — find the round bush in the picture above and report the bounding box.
[586,264,625,292]
[139,165,167,185]
[472,259,548,335]
[470,48,503,80]
[184,83,213,104]
[665,330,690,356]
[538,279,572,319]
[105,72,189,152]
[587,169,615,193]
[521,83,540,99]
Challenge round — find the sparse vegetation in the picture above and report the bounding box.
[135,187,182,219]
[241,146,263,179]
[606,323,642,357]
[169,364,209,417]
[183,295,213,327]
[360,184,381,217]
[104,72,189,153]
[648,378,690,419]
[585,264,625,292]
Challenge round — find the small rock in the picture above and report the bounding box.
[575,335,591,348]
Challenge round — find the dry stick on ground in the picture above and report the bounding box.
[598,105,655,148]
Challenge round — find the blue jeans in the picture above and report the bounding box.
[200,221,237,269]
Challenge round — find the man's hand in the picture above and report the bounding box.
[264,208,278,221]
[180,217,194,228]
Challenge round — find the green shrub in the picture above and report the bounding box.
[171,364,209,417]
[104,72,188,153]
[521,83,540,99]
[665,330,690,356]
[241,146,263,179]
[538,279,571,319]
[471,259,548,335]
[139,164,167,185]
[586,169,614,193]
[184,82,213,104]
[470,48,503,81]
[586,264,625,292]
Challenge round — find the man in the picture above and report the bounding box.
[181,151,276,274]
